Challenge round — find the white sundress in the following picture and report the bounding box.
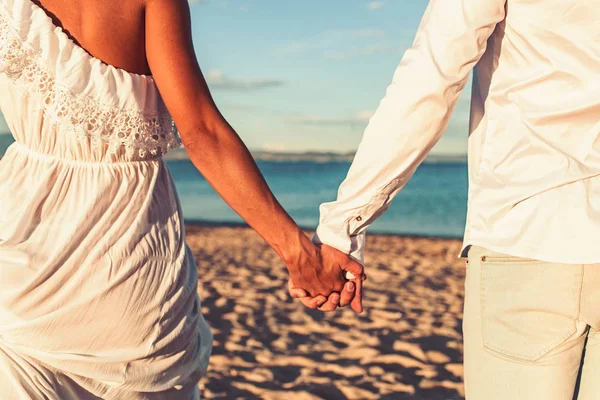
[0,0,213,398]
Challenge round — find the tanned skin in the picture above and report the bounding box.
[31,0,364,312]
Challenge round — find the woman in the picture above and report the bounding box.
[0,0,363,398]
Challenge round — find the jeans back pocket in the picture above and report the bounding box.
[481,256,583,362]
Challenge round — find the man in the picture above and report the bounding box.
[290,0,600,398]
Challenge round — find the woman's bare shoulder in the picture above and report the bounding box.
[42,0,152,75]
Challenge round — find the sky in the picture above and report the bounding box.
[0,0,472,155]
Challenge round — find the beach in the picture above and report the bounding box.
[186,223,466,400]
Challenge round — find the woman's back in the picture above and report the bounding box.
[31,0,149,75]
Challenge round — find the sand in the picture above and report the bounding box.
[185,223,466,400]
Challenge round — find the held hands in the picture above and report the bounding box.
[286,244,366,313]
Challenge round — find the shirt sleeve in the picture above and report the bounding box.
[313,0,507,265]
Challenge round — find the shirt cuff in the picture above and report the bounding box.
[312,224,366,266]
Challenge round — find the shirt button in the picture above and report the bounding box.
[356,216,362,222]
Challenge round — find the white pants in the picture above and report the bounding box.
[463,246,600,399]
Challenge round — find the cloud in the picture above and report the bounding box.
[289,110,374,126]
[368,1,384,10]
[281,28,386,53]
[218,102,268,112]
[205,71,285,91]
[322,43,396,60]
[327,28,386,40]
[188,0,233,7]
[262,142,287,152]
[279,28,410,60]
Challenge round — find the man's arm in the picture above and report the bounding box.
[314,0,507,264]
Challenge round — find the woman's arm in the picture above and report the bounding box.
[144,0,363,302]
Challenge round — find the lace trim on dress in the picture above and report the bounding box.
[0,12,181,159]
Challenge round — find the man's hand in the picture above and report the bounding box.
[288,245,366,313]
[289,279,359,312]
[285,240,349,299]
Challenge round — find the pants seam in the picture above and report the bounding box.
[577,264,584,322]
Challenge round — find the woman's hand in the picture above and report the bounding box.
[289,279,358,312]
[286,244,365,313]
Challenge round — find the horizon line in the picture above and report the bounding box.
[0,133,467,159]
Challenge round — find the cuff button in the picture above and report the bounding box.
[356,216,362,222]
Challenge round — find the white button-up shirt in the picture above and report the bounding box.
[313,0,600,265]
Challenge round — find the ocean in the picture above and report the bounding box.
[166,158,468,238]
[0,131,468,238]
